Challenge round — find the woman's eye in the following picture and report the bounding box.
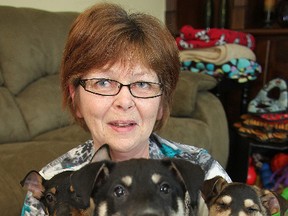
[135,82,151,89]
[95,79,111,87]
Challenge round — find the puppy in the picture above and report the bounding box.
[21,158,205,216]
[201,176,288,216]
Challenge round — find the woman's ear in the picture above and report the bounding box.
[69,84,76,102]
[69,84,83,118]
[156,105,163,120]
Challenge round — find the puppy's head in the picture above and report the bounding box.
[70,158,205,216]
[21,144,111,215]
[201,176,288,216]
[21,169,97,215]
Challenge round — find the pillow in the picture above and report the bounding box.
[171,71,217,117]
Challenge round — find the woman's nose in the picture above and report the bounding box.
[113,85,135,110]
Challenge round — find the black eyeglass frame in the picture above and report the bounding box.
[78,78,163,99]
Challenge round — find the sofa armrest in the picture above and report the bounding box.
[159,72,229,167]
[192,91,229,167]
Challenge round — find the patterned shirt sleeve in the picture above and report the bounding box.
[21,192,46,216]
[150,133,231,182]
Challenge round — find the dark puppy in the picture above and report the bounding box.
[21,158,204,216]
[201,176,288,216]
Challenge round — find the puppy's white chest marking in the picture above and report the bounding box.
[98,201,108,216]
[174,198,185,216]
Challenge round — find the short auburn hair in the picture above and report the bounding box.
[61,3,180,131]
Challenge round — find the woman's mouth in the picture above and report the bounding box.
[109,121,137,128]
[112,123,134,127]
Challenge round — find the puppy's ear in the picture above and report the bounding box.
[201,176,228,205]
[168,159,205,210]
[70,161,114,208]
[260,189,288,216]
[20,170,45,200]
[91,144,111,163]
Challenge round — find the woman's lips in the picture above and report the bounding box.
[108,121,137,131]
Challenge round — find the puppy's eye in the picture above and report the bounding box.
[216,202,229,210]
[45,193,55,204]
[113,185,127,198]
[247,207,259,214]
[160,182,171,194]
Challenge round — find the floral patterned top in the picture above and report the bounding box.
[21,133,230,216]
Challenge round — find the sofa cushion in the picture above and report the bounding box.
[0,87,30,143]
[33,124,91,142]
[0,71,3,86]
[171,71,217,117]
[0,6,78,95]
[16,74,70,137]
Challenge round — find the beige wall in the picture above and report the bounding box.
[0,0,165,22]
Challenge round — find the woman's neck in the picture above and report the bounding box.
[109,144,149,162]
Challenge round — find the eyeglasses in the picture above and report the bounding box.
[78,78,163,99]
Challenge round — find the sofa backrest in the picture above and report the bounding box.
[0,6,79,143]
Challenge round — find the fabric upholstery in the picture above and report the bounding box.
[0,6,229,215]
[0,87,30,142]
[0,6,78,143]
[0,6,77,95]
[16,74,70,137]
[171,71,217,117]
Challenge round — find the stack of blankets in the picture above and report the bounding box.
[177,25,262,83]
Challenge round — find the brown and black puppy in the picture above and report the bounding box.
[21,158,205,216]
[201,176,288,216]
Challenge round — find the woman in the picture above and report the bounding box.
[21,3,230,215]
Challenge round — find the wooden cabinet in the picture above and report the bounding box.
[166,0,288,124]
[165,0,264,34]
[249,29,288,96]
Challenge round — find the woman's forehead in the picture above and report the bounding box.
[87,60,157,78]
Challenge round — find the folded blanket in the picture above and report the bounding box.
[234,114,288,143]
[179,44,256,65]
[181,58,262,83]
[176,25,255,50]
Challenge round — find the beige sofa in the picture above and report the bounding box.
[0,6,229,215]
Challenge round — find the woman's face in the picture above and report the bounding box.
[70,61,163,158]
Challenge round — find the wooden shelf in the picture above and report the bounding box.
[241,28,288,35]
